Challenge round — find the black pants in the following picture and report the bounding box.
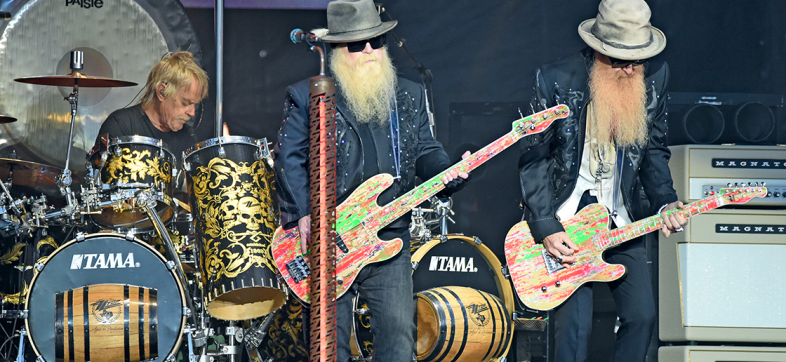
[552,192,656,362]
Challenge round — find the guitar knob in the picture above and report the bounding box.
[541,286,547,292]
[337,278,344,285]
[555,281,561,287]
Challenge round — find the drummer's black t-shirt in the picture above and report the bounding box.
[96,104,197,162]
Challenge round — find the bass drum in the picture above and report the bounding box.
[352,234,515,360]
[25,233,186,362]
[412,235,514,311]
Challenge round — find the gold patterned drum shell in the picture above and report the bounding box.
[183,136,285,321]
[88,135,176,231]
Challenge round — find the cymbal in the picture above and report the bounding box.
[0,158,83,208]
[0,115,16,124]
[14,72,137,88]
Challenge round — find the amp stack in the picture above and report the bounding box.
[658,144,786,361]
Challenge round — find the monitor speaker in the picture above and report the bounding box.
[666,92,784,146]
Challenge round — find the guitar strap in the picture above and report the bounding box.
[611,147,624,218]
[388,98,401,180]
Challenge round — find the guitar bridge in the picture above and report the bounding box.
[542,249,566,275]
[285,255,311,283]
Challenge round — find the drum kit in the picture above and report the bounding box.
[0,51,285,362]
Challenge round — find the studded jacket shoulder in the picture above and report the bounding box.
[519,48,679,242]
[274,77,451,228]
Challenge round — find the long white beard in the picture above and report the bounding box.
[588,58,648,147]
[329,46,398,125]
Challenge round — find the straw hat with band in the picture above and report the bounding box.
[319,0,397,44]
[578,0,666,60]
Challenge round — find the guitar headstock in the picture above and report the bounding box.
[512,104,570,138]
[718,187,768,205]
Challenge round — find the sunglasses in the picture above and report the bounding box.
[608,56,648,68]
[345,34,387,53]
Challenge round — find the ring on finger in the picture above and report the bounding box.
[556,255,563,263]
[675,226,684,232]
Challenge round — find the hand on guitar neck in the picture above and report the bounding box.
[660,201,688,237]
[297,151,472,255]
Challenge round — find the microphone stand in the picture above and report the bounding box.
[381,10,437,138]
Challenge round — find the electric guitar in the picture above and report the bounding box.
[272,105,570,303]
[504,187,767,311]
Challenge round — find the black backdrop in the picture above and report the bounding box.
[184,0,786,266]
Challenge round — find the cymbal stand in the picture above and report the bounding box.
[55,50,83,220]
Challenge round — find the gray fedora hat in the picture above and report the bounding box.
[320,0,397,43]
[578,0,666,60]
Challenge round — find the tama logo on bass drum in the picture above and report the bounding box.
[70,253,139,269]
[428,256,478,273]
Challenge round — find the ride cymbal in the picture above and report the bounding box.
[14,72,137,88]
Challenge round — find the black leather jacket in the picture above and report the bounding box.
[274,77,451,228]
[519,48,678,242]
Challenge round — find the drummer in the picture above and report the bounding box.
[94,51,208,161]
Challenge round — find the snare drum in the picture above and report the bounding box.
[183,136,286,320]
[88,135,177,231]
[25,233,186,362]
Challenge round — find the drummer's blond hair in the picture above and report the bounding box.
[139,51,208,107]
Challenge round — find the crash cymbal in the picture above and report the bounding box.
[0,115,16,124]
[0,158,83,208]
[14,72,137,88]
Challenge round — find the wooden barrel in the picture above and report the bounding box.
[416,286,512,362]
[55,284,158,362]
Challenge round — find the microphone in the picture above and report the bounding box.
[290,28,320,44]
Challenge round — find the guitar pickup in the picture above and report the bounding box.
[285,256,311,283]
[336,234,349,254]
[542,249,566,275]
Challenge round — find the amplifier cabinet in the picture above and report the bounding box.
[659,209,786,342]
[668,144,786,207]
[659,346,786,362]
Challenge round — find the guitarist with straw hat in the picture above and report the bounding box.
[518,0,688,360]
[273,0,469,360]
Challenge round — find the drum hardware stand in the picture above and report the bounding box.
[14,327,26,362]
[55,51,84,215]
[432,196,455,235]
[242,312,277,361]
[136,190,199,328]
[222,322,244,362]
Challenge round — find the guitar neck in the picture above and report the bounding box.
[596,195,727,250]
[363,132,517,230]
[363,105,567,231]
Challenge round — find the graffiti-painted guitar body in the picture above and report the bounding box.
[504,187,767,311]
[272,105,571,303]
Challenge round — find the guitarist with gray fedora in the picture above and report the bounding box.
[519,0,688,361]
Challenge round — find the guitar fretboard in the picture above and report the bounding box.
[595,188,765,250]
[363,105,569,231]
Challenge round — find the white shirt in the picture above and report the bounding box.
[555,125,633,227]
